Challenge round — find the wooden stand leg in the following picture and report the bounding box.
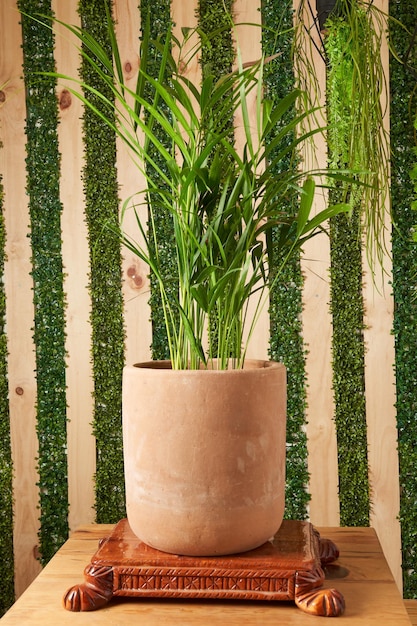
[319,537,340,565]
[292,531,345,616]
[295,583,346,617]
[63,564,114,612]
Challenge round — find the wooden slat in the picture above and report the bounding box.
[363,255,401,590]
[363,0,402,592]
[0,0,42,598]
[114,0,152,367]
[366,320,401,588]
[303,225,340,526]
[298,1,340,527]
[233,2,270,361]
[52,1,96,532]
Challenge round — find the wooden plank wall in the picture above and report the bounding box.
[1,0,42,595]
[0,0,401,598]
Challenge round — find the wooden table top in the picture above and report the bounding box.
[1,524,412,624]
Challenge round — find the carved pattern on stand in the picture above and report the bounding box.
[114,566,293,600]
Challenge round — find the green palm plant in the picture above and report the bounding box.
[38,9,350,370]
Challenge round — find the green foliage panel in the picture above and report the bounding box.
[325,17,370,526]
[197,0,235,357]
[329,211,369,525]
[262,0,310,520]
[198,0,234,80]
[389,0,417,598]
[140,0,176,360]
[18,0,69,564]
[78,0,126,523]
[0,177,15,615]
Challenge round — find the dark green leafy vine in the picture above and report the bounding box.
[18,0,69,563]
[0,172,14,615]
[262,0,310,520]
[390,0,417,598]
[78,0,126,522]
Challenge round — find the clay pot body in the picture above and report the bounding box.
[122,359,287,556]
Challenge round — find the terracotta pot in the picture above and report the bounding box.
[122,359,287,556]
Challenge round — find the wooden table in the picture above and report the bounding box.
[1,524,412,625]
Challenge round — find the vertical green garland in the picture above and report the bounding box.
[198,0,234,81]
[329,211,368,525]
[262,0,310,520]
[325,17,370,526]
[197,0,234,356]
[78,0,126,523]
[140,0,174,360]
[0,173,14,614]
[19,1,69,563]
[389,0,417,598]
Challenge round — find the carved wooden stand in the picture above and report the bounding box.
[63,519,345,617]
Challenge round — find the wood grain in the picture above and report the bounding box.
[0,0,42,598]
[114,0,152,367]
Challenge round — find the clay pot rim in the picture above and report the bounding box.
[129,359,284,373]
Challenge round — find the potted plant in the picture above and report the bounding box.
[39,8,350,555]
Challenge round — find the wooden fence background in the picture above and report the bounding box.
[0,0,401,599]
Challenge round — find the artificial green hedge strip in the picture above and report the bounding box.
[329,210,369,525]
[389,0,417,598]
[197,0,235,357]
[139,0,175,360]
[198,0,234,82]
[325,18,370,526]
[0,176,14,615]
[261,0,310,520]
[18,0,69,563]
[78,0,126,523]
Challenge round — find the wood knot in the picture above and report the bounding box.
[0,91,6,104]
[124,58,139,79]
[33,545,41,560]
[15,386,24,396]
[59,89,72,110]
[126,264,144,289]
